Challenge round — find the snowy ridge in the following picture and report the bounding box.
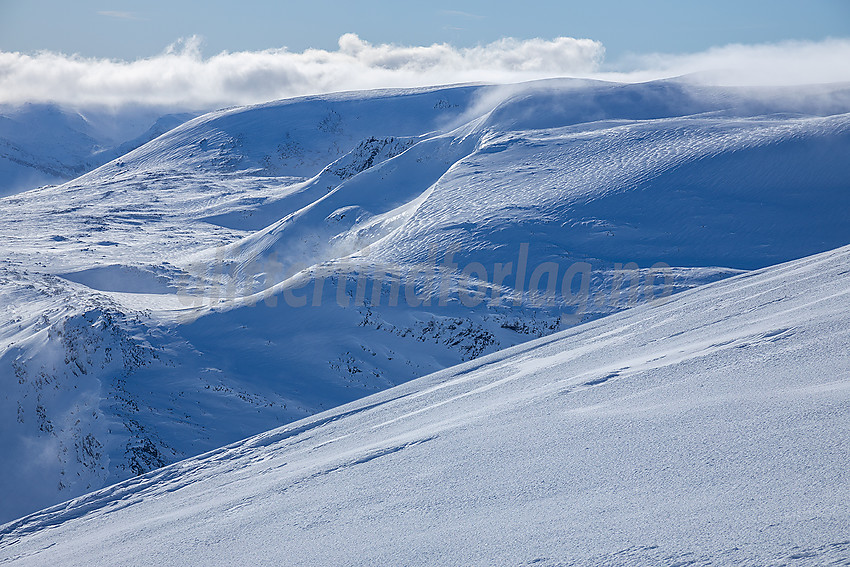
[1,242,848,565]
[1,78,850,522]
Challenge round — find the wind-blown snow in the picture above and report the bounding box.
[1,78,849,524]
[2,243,848,566]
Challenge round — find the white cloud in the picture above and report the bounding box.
[609,38,850,86]
[0,34,602,109]
[1,34,848,111]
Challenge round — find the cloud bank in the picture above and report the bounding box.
[0,35,602,109]
[609,38,850,86]
[1,34,849,110]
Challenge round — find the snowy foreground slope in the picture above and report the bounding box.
[1,79,850,522]
[2,243,849,566]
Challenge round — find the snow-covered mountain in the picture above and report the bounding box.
[1,78,849,523]
[0,103,198,196]
[2,241,848,566]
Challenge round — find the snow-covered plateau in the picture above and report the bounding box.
[0,78,848,563]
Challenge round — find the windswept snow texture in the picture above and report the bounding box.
[2,244,849,566]
[1,79,850,522]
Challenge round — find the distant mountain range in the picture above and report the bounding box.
[0,103,199,196]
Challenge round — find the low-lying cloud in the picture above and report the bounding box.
[1,34,849,110]
[608,38,850,86]
[0,34,603,109]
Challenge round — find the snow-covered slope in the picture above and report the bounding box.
[2,243,848,566]
[0,104,197,196]
[1,78,849,522]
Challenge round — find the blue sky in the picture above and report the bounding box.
[1,0,848,61]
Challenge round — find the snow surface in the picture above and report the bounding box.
[0,104,198,196]
[1,243,848,566]
[1,78,850,523]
